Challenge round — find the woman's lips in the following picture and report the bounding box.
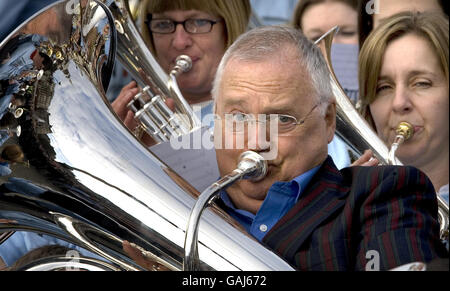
[389,125,423,143]
[413,126,423,134]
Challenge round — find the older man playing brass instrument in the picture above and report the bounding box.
[124,25,448,271]
[209,25,447,271]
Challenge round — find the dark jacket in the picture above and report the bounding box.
[262,156,448,271]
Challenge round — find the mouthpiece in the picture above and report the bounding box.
[171,55,192,76]
[388,122,414,165]
[395,122,414,141]
[237,151,268,182]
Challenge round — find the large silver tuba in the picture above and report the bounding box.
[315,27,448,246]
[0,0,293,270]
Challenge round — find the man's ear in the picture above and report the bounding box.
[324,102,336,144]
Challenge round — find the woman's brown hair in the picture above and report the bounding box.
[358,11,449,129]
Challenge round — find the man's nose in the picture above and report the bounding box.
[246,120,272,153]
[172,24,193,50]
[392,85,413,114]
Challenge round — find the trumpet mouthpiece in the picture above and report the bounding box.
[237,151,268,182]
[395,122,414,141]
[171,55,192,76]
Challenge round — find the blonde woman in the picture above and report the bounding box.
[112,0,251,130]
[358,11,449,203]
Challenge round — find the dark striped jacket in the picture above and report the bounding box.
[262,156,447,271]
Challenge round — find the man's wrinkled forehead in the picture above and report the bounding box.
[217,54,315,107]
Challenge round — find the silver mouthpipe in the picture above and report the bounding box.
[167,55,201,130]
[183,151,268,271]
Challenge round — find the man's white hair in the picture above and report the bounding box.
[212,25,334,115]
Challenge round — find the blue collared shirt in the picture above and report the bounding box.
[220,165,320,242]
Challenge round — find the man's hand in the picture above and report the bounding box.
[351,149,379,167]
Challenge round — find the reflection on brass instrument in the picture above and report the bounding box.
[0,0,293,271]
[8,103,24,119]
[184,151,268,271]
[388,122,414,165]
[6,125,21,138]
[315,26,449,247]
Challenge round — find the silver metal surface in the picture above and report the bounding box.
[0,0,293,271]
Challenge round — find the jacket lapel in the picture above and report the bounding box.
[262,156,350,261]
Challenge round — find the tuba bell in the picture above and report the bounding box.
[0,0,293,271]
[315,26,449,246]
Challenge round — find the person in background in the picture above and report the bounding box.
[358,0,448,48]
[250,0,298,26]
[358,11,449,205]
[0,144,24,176]
[0,0,57,42]
[292,0,360,44]
[291,0,361,168]
[111,0,251,135]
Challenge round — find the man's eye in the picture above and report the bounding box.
[232,112,247,122]
[278,115,294,124]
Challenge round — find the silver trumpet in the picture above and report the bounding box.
[0,0,293,271]
[126,55,200,143]
[315,27,448,246]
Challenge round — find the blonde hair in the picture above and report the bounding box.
[358,11,449,129]
[139,0,251,55]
